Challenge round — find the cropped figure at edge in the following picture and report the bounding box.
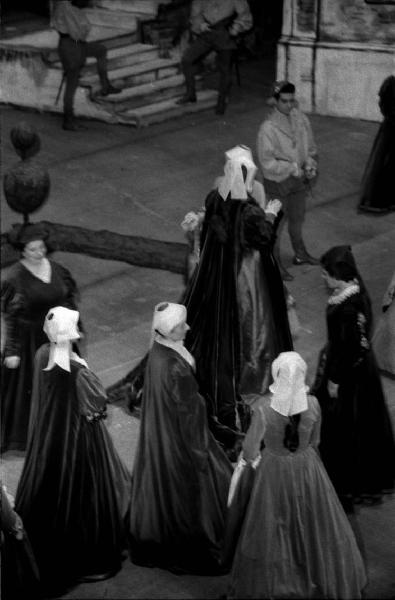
[129,302,232,575]
[358,75,395,214]
[227,351,367,600]
[1,223,83,454]
[15,307,131,596]
[257,80,320,281]
[177,0,253,115]
[313,245,395,512]
[372,269,395,378]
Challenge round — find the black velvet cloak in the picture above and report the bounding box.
[313,292,395,509]
[358,115,395,213]
[107,191,292,445]
[129,341,233,574]
[15,345,131,595]
[182,190,293,431]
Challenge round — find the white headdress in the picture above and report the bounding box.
[217,145,258,201]
[269,351,309,416]
[151,302,195,369]
[43,306,80,372]
[151,302,187,345]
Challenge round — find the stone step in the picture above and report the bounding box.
[52,43,159,75]
[119,89,218,127]
[84,7,147,30]
[93,73,189,109]
[93,0,163,16]
[82,57,180,92]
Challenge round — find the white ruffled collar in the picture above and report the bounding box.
[328,283,359,305]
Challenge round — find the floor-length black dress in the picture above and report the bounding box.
[1,260,80,453]
[15,344,131,595]
[313,289,395,508]
[358,76,395,214]
[129,341,232,574]
[183,190,293,431]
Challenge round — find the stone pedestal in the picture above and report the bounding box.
[277,0,395,121]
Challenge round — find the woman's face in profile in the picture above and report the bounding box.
[321,269,339,291]
[22,239,47,263]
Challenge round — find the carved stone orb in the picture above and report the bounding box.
[3,123,50,221]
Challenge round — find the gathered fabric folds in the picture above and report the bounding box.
[183,190,293,431]
[129,342,232,574]
[15,344,131,594]
[228,396,367,599]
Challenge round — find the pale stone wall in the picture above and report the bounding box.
[277,0,395,121]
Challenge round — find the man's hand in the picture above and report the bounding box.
[265,199,282,217]
[4,356,20,369]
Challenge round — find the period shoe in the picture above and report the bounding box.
[176,94,197,105]
[293,254,320,266]
[99,84,122,96]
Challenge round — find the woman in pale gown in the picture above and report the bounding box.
[227,351,367,599]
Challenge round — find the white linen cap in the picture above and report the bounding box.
[151,302,187,344]
[43,306,80,372]
[269,351,309,417]
[218,145,258,201]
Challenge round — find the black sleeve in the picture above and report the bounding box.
[242,204,274,250]
[327,305,370,383]
[1,277,25,357]
[55,262,80,310]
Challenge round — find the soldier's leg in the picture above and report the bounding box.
[85,41,121,95]
[58,37,85,129]
[177,35,212,103]
[215,48,232,114]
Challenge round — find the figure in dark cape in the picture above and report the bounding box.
[313,246,395,512]
[15,307,131,596]
[182,145,293,435]
[358,75,395,214]
[129,302,232,574]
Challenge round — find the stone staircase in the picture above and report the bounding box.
[0,1,218,127]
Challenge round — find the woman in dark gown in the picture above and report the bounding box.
[313,245,395,511]
[15,307,131,596]
[108,147,292,447]
[129,302,232,575]
[1,223,82,453]
[358,75,395,214]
